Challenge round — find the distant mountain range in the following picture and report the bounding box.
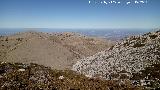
[0,28,154,41]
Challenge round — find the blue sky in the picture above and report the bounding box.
[0,0,160,29]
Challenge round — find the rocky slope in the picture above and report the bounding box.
[0,31,113,70]
[0,62,139,90]
[72,30,160,89]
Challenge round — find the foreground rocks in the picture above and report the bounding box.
[0,62,139,90]
[72,30,160,89]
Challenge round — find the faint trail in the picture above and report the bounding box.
[6,38,34,53]
[6,32,47,53]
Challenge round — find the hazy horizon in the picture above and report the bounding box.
[0,28,154,41]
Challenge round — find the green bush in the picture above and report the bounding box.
[149,35,158,39]
[133,43,145,48]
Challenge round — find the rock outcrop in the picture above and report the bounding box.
[72,30,160,88]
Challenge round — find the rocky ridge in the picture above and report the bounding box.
[72,30,160,89]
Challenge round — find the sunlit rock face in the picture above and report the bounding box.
[72,30,160,80]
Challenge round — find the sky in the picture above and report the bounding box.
[0,0,160,29]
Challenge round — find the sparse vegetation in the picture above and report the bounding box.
[149,34,158,39]
[16,38,23,41]
[133,43,145,48]
[0,62,139,90]
[5,37,8,41]
[131,63,160,89]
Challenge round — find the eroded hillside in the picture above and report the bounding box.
[0,31,113,70]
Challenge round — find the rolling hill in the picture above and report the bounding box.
[0,31,113,70]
